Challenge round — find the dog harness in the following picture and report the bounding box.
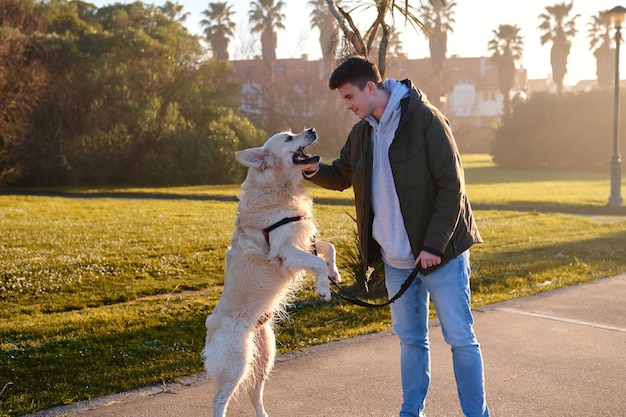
[262,216,303,245]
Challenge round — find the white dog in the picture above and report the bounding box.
[202,128,341,417]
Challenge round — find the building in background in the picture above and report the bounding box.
[230,55,529,153]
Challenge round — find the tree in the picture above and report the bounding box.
[419,0,455,74]
[324,0,425,76]
[0,0,265,186]
[419,0,455,108]
[492,90,623,171]
[308,0,339,62]
[587,11,614,90]
[248,0,285,134]
[248,0,285,65]
[0,0,50,185]
[488,24,524,118]
[200,2,237,61]
[158,1,190,22]
[538,2,580,94]
[369,24,404,60]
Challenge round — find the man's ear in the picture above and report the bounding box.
[236,147,270,169]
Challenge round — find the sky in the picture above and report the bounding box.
[89,0,626,86]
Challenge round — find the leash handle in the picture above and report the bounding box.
[329,266,421,309]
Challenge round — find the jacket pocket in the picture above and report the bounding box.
[389,145,426,191]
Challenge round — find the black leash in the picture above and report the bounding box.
[329,266,421,308]
[264,220,420,308]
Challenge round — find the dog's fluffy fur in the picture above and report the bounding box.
[202,128,341,417]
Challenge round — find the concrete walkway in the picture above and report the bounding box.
[29,274,626,417]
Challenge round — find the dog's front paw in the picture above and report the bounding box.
[317,289,331,302]
[328,269,341,284]
[316,282,331,302]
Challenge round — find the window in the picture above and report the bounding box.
[241,82,263,115]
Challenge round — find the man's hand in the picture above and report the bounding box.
[415,250,441,270]
[302,166,319,177]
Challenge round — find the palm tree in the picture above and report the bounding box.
[308,0,340,62]
[372,25,403,57]
[418,0,455,108]
[587,11,614,89]
[200,2,237,61]
[324,0,423,76]
[249,0,286,66]
[158,1,190,22]
[538,2,580,94]
[419,0,456,74]
[488,24,524,118]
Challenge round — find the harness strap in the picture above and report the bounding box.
[329,265,421,308]
[262,216,303,245]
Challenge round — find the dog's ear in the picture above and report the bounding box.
[236,147,270,169]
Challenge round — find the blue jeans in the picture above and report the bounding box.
[384,251,489,417]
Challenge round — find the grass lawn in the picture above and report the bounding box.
[1,154,625,416]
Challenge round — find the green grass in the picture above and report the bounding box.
[0,198,233,315]
[1,154,625,416]
[463,154,624,211]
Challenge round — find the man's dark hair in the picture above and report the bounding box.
[328,56,383,90]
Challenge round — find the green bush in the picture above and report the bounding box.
[2,0,267,187]
[137,108,266,185]
[492,90,625,170]
[138,148,183,185]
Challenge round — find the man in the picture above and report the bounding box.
[304,56,489,417]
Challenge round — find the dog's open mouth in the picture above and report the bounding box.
[293,147,321,165]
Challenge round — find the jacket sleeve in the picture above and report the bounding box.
[421,106,465,256]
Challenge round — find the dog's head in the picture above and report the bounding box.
[236,128,320,177]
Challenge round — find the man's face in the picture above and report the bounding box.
[336,81,376,120]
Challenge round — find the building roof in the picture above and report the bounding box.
[388,55,527,92]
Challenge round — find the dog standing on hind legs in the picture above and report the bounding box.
[202,128,341,417]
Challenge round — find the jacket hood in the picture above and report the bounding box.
[398,79,428,126]
[366,78,410,128]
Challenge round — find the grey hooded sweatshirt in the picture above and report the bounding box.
[366,78,414,269]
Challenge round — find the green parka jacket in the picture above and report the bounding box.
[308,79,482,274]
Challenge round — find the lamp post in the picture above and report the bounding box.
[607,6,626,207]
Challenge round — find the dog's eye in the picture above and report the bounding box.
[285,135,293,142]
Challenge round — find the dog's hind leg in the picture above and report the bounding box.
[204,318,253,417]
[248,321,275,417]
[212,364,248,417]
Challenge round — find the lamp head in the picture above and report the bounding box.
[607,5,626,27]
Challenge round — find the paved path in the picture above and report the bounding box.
[29,274,626,417]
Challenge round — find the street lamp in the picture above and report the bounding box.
[607,6,626,207]
[439,95,447,113]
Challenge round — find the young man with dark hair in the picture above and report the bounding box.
[305,56,490,417]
